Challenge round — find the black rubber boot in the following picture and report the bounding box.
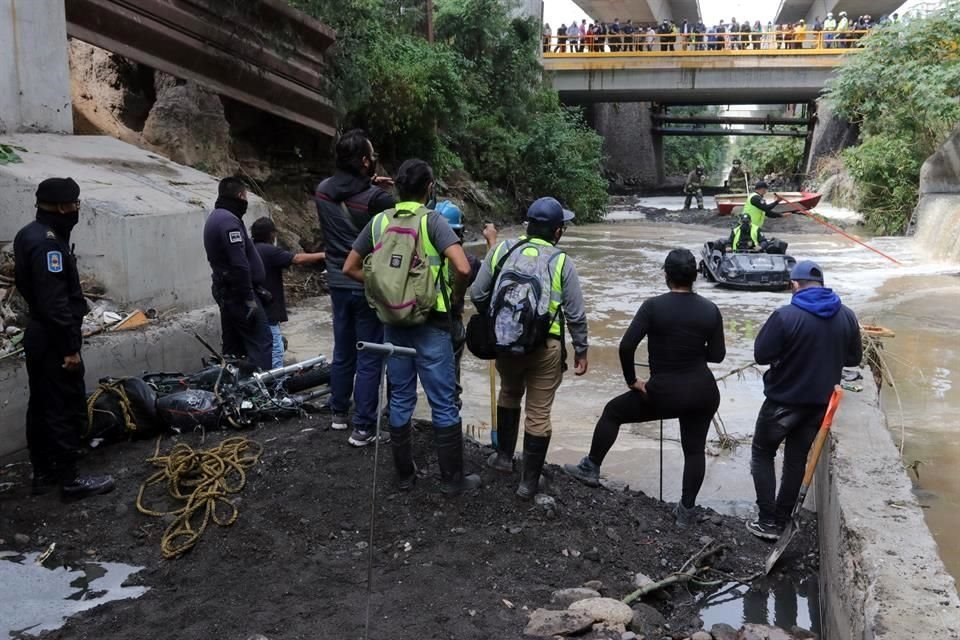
[486,406,520,474]
[516,433,551,500]
[434,423,481,496]
[390,423,417,491]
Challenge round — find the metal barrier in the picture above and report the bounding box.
[542,30,870,57]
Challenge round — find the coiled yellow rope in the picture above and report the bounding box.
[136,436,263,559]
[86,379,138,438]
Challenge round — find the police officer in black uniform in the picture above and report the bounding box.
[203,177,272,370]
[14,178,115,499]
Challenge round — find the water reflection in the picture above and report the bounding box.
[698,575,821,635]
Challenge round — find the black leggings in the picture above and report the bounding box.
[588,376,720,508]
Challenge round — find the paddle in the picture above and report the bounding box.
[773,194,903,266]
[764,386,844,575]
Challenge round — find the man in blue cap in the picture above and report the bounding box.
[470,197,589,499]
[746,260,861,539]
[435,201,497,408]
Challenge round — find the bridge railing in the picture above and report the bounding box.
[542,30,870,56]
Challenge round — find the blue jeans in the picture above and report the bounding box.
[330,287,384,427]
[269,323,284,370]
[384,323,459,429]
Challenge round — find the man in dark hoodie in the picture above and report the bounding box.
[747,261,861,540]
[315,130,397,446]
[203,177,272,371]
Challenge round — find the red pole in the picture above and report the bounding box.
[774,194,903,266]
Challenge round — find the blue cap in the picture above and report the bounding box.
[526,197,575,226]
[435,200,463,230]
[790,260,825,283]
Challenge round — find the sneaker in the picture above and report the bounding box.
[348,427,389,447]
[562,457,601,487]
[61,474,115,501]
[332,413,349,431]
[746,519,783,541]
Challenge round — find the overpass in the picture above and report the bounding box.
[775,0,904,23]
[573,0,702,24]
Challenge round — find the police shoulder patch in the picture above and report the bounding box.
[45,230,57,240]
[228,230,243,244]
[47,251,64,273]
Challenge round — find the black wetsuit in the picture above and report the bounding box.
[587,291,726,507]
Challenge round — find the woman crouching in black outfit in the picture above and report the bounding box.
[564,248,726,526]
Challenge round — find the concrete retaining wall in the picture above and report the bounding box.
[0,307,220,458]
[817,375,960,639]
[909,125,960,261]
[0,133,268,310]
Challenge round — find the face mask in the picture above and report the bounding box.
[63,211,80,230]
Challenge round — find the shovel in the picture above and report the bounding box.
[764,385,843,575]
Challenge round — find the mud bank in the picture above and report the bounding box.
[0,307,220,458]
[0,413,818,640]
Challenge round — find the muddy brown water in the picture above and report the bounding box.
[285,199,960,580]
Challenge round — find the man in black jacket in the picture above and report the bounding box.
[747,261,861,539]
[14,178,115,499]
[315,130,397,446]
[203,177,272,371]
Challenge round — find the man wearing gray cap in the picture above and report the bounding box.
[14,178,115,500]
[747,260,861,539]
[470,196,589,499]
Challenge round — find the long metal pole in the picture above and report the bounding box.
[659,419,664,502]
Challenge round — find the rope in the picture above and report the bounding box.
[85,378,138,438]
[136,436,263,559]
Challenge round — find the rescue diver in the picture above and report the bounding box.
[683,166,705,210]
[743,181,785,230]
[14,178,116,499]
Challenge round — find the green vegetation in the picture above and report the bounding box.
[826,3,960,233]
[287,0,607,221]
[734,135,804,180]
[662,107,729,179]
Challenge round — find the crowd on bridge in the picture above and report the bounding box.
[543,11,899,54]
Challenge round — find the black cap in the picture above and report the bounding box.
[36,177,80,205]
[755,180,769,190]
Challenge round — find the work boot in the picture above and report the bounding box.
[673,502,696,528]
[390,422,417,491]
[434,423,481,496]
[60,474,116,501]
[563,456,601,487]
[516,433,551,500]
[486,406,520,474]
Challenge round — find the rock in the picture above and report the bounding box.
[605,527,622,542]
[451,527,467,535]
[569,597,634,626]
[508,525,524,535]
[698,536,714,546]
[246,636,270,640]
[550,587,601,608]
[583,548,601,561]
[790,627,816,639]
[13,533,29,546]
[524,608,594,637]
[630,603,667,635]
[710,623,738,640]
[691,632,712,640]
[633,572,655,589]
[621,633,638,640]
[593,621,628,634]
[711,517,724,526]
[535,494,556,508]
[355,541,368,550]
[582,580,604,591]
[737,624,796,640]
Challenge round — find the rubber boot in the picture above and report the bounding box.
[516,433,551,500]
[434,423,481,496]
[390,423,417,491]
[486,406,520,474]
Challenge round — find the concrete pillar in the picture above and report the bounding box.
[589,102,660,189]
[0,0,73,133]
[652,133,664,186]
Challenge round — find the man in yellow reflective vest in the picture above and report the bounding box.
[727,213,768,252]
[742,181,785,229]
[470,197,590,499]
[343,159,480,496]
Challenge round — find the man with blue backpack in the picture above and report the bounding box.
[342,160,479,496]
[469,197,589,499]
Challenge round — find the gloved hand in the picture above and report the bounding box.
[255,285,273,306]
[244,298,258,322]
